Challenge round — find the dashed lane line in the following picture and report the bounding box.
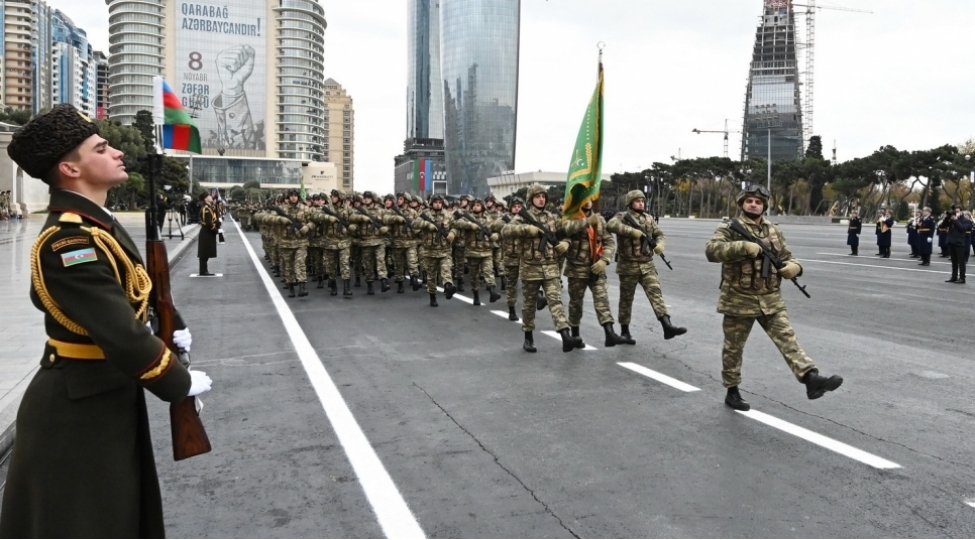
[816,252,950,266]
[236,221,426,539]
[966,501,975,509]
[617,362,700,392]
[541,330,598,351]
[491,309,519,322]
[799,258,944,274]
[736,409,901,470]
[435,287,475,305]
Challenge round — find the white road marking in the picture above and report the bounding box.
[541,330,598,351]
[189,273,224,277]
[491,309,520,322]
[617,362,700,392]
[816,252,949,266]
[736,409,901,470]
[967,501,975,509]
[435,287,474,305]
[799,258,944,274]
[236,221,426,539]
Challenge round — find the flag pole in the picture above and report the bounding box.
[593,42,605,216]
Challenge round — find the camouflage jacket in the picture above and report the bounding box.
[607,210,665,275]
[704,216,801,316]
[561,214,615,280]
[502,207,563,280]
[452,210,494,257]
[308,204,355,249]
[412,209,455,257]
[348,205,387,247]
[384,205,418,248]
[277,202,312,248]
[492,214,520,265]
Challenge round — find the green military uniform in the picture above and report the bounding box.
[452,199,501,305]
[306,195,328,288]
[412,195,457,305]
[705,185,843,411]
[607,190,686,342]
[275,194,313,297]
[0,106,192,538]
[492,200,523,320]
[347,191,390,293]
[310,190,356,296]
[198,198,219,275]
[502,185,582,352]
[386,193,421,292]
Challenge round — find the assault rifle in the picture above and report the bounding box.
[144,152,211,461]
[456,211,490,241]
[516,208,559,256]
[319,205,350,232]
[727,219,810,298]
[420,212,449,243]
[271,206,303,236]
[389,206,414,234]
[355,206,385,234]
[622,212,673,270]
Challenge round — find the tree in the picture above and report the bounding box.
[242,180,262,190]
[132,110,156,155]
[805,135,824,160]
[0,107,32,126]
[98,120,148,209]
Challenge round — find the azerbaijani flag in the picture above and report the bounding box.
[153,76,202,153]
[562,59,604,220]
[413,158,431,192]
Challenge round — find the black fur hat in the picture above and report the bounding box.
[7,104,100,183]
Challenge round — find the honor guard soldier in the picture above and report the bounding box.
[503,184,583,353]
[0,104,212,538]
[607,190,686,343]
[561,200,627,347]
[198,192,220,275]
[937,211,951,257]
[492,196,524,320]
[907,215,919,258]
[451,198,502,305]
[705,184,843,411]
[916,207,935,266]
[847,211,861,255]
[875,210,893,258]
[413,193,458,305]
[945,205,973,284]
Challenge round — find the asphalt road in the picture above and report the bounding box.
[121,219,975,537]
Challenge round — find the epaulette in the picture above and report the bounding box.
[59,212,83,224]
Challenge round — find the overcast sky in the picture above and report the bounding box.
[51,0,975,193]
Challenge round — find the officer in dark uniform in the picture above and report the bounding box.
[847,211,861,255]
[916,207,935,266]
[937,211,950,257]
[198,192,219,275]
[906,215,918,257]
[946,206,973,283]
[875,210,893,258]
[0,104,212,538]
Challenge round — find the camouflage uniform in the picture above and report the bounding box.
[492,206,522,312]
[705,217,816,388]
[347,193,389,288]
[276,201,312,283]
[607,206,669,322]
[412,204,456,295]
[386,194,420,287]
[452,202,499,300]
[307,197,328,285]
[562,213,616,327]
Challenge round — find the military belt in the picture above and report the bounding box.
[47,338,106,361]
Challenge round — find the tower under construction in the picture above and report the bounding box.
[741,0,804,162]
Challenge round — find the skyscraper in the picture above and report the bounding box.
[440,0,520,196]
[51,10,96,118]
[741,0,804,162]
[323,78,354,190]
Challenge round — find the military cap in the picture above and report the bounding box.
[198,192,209,202]
[624,189,646,207]
[8,103,100,183]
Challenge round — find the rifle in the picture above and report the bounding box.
[144,152,211,461]
[727,219,810,298]
[271,206,302,236]
[516,208,559,256]
[456,211,490,241]
[622,212,673,270]
[355,206,385,234]
[420,212,448,243]
[389,206,414,234]
[320,205,350,232]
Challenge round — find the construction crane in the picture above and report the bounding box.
[692,119,742,158]
[792,0,872,143]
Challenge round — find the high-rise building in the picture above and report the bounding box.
[105,0,329,162]
[741,0,804,162]
[94,50,108,119]
[29,0,51,115]
[3,0,35,110]
[51,10,96,117]
[440,0,520,196]
[322,78,353,189]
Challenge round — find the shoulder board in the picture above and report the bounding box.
[59,212,83,224]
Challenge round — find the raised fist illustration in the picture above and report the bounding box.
[216,45,255,98]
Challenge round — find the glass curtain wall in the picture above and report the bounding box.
[407,0,442,140]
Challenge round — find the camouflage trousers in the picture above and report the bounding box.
[521,278,569,333]
[467,256,496,289]
[721,311,817,388]
[492,247,503,276]
[307,247,325,278]
[424,255,453,294]
[567,275,614,327]
[351,244,363,278]
[390,246,419,281]
[453,244,466,280]
[361,245,388,281]
[280,246,307,284]
[324,246,351,280]
[503,264,520,307]
[618,271,668,324]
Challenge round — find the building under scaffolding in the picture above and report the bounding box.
[741,0,804,162]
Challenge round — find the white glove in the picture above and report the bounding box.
[173,328,192,352]
[218,228,224,234]
[188,370,212,397]
[927,237,932,243]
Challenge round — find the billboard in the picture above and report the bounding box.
[175,1,266,151]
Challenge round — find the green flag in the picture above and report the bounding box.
[299,177,307,200]
[563,61,604,219]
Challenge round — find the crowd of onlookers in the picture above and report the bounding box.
[0,190,22,220]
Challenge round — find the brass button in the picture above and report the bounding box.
[48,354,56,362]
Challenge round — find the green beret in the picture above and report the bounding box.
[7,104,100,183]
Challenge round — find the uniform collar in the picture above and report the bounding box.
[48,189,115,230]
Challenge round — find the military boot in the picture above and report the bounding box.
[603,323,626,347]
[802,370,844,400]
[536,289,548,311]
[559,328,583,352]
[430,293,439,307]
[317,275,325,289]
[298,283,308,297]
[282,282,290,290]
[444,282,457,300]
[343,279,352,296]
[411,274,422,291]
[724,386,750,411]
[570,326,585,349]
[659,316,687,340]
[619,324,636,345]
[381,278,390,292]
[472,290,481,306]
[367,281,375,295]
[273,266,281,277]
[397,281,405,293]
[287,284,296,298]
[508,305,519,321]
[421,271,428,285]
[500,275,506,291]
[354,276,361,287]
[329,279,338,296]
[456,276,465,292]
[487,286,501,303]
[523,331,536,353]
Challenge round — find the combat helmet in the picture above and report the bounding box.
[362,190,377,201]
[624,189,646,208]
[525,184,548,205]
[470,198,485,211]
[286,188,300,198]
[736,184,770,206]
[429,193,445,204]
[330,188,345,200]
